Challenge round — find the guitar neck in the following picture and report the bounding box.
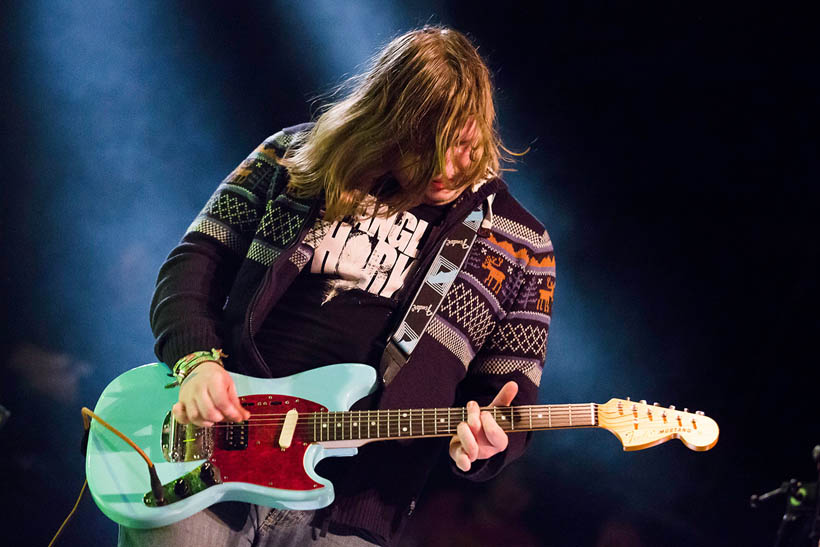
[307,403,598,444]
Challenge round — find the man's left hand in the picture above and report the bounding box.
[449,381,518,472]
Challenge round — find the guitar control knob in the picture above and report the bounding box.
[174,478,191,498]
[199,462,222,486]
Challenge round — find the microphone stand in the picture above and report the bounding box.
[809,445,820,546]
[750,445,820,547]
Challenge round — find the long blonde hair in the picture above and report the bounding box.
[279,26,505,222]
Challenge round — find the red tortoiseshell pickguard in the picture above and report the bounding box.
[209,394,326,491]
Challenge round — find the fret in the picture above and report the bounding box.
[310,403,605,441]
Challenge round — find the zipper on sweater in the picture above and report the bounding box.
[245,200,322,372]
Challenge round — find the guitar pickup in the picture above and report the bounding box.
[221,420,248,451]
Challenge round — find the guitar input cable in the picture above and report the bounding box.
[49,407,166,546]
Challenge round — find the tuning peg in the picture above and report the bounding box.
[669,405,676,410]
[684,408,689,413]
[696,410,704,416]
[639,399,647,404]
[626,397,631,401]
[653,402,659,406]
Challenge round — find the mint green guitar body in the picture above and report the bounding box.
[86,363,377,529]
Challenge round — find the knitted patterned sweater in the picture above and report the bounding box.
[149,124,556,545]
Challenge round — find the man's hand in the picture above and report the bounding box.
[449,381,518,472]
[172,361,251,426]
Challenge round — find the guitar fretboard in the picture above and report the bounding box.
[306,404,598,443]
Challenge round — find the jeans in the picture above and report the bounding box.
[118,503,376,547]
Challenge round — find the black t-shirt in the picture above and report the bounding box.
[254,201,449,377]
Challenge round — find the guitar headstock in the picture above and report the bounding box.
[598,399,719,452]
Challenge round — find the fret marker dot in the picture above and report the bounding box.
[402,413,407,418]
[336,424,341,427]
[402,427,407,432]
[371,421,376,426]
[537,414,543,418]
[501,416,506,420]
[353,423,358,427]
[322,424,327,428]
[439,418,444,423]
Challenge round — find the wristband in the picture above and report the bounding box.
[164,348,227,388]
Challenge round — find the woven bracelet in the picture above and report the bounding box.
[165,348,227,388]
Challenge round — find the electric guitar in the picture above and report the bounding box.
[85,363,719,529]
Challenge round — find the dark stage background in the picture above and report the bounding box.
[2,2,816,546]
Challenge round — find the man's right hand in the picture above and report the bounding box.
[172,361,251,426]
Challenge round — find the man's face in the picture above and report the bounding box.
[394,120,479,206]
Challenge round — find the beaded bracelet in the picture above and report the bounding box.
[164,348,227,388]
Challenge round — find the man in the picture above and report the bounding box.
[128,26,555,547]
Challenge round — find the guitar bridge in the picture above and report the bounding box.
[161,412,214,462]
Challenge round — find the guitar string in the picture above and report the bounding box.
[209,404,595,421]
[199,405,597,426]
[202,411,597,433]
[203,409,593,428]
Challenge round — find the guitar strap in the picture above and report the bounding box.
[381,196,494,385]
